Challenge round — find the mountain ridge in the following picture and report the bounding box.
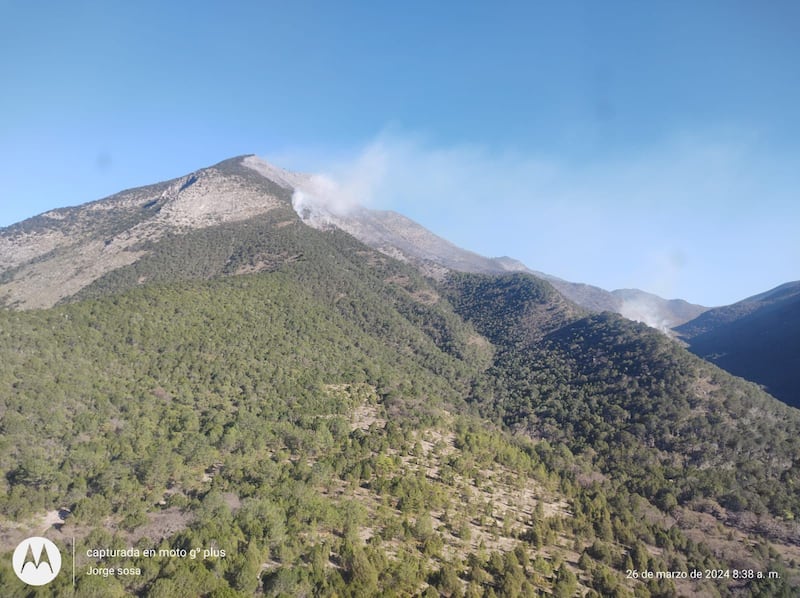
[0,155,287,308]
[286,170,709,329]
[1,154,799,595]
[2,155,709,329]
[674,280,800,407]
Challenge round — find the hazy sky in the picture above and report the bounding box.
[1,1,798,305]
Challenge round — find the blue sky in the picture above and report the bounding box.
[1,1,798,305]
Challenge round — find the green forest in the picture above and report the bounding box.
[1,188,799,596]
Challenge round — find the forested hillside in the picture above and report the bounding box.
[447,274,800,521]
[1,165,798,596]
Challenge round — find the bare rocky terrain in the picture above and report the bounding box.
[0,157,284,308]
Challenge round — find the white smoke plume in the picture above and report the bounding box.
[275,128,798,306]
[618,299,673,333]
[291,141,389,225]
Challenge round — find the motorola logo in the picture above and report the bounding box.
[12,537,62,586]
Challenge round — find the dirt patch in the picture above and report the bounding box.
[410,289,439,305]
[0,506,193,555]
[127,507,194,543]
[466,334,490,348]
[0,510,72,552]
[351,403,386,431]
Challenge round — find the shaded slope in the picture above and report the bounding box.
[675,281,800,408]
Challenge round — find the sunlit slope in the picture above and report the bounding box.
[2,268,798,595]
[0,199,798,595]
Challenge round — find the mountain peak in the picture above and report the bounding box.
[240,155,311,191]
[0,156,293,309]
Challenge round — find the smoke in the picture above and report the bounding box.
[276,128,798,305]
[618,299,673,333]
[286,131,561,229]
[290,141,389,224]
[291,175,348,226]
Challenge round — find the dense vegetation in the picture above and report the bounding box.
[448,273,800,524]
[1,212,798,596]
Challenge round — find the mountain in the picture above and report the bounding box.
[292,190,708,329]
[1,155,798,596]
[674,281,800,408]
[0,156,298,309]
[293,205,530,280]
[0,154,706,329]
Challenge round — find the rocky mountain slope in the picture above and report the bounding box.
[0,156,290,309]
